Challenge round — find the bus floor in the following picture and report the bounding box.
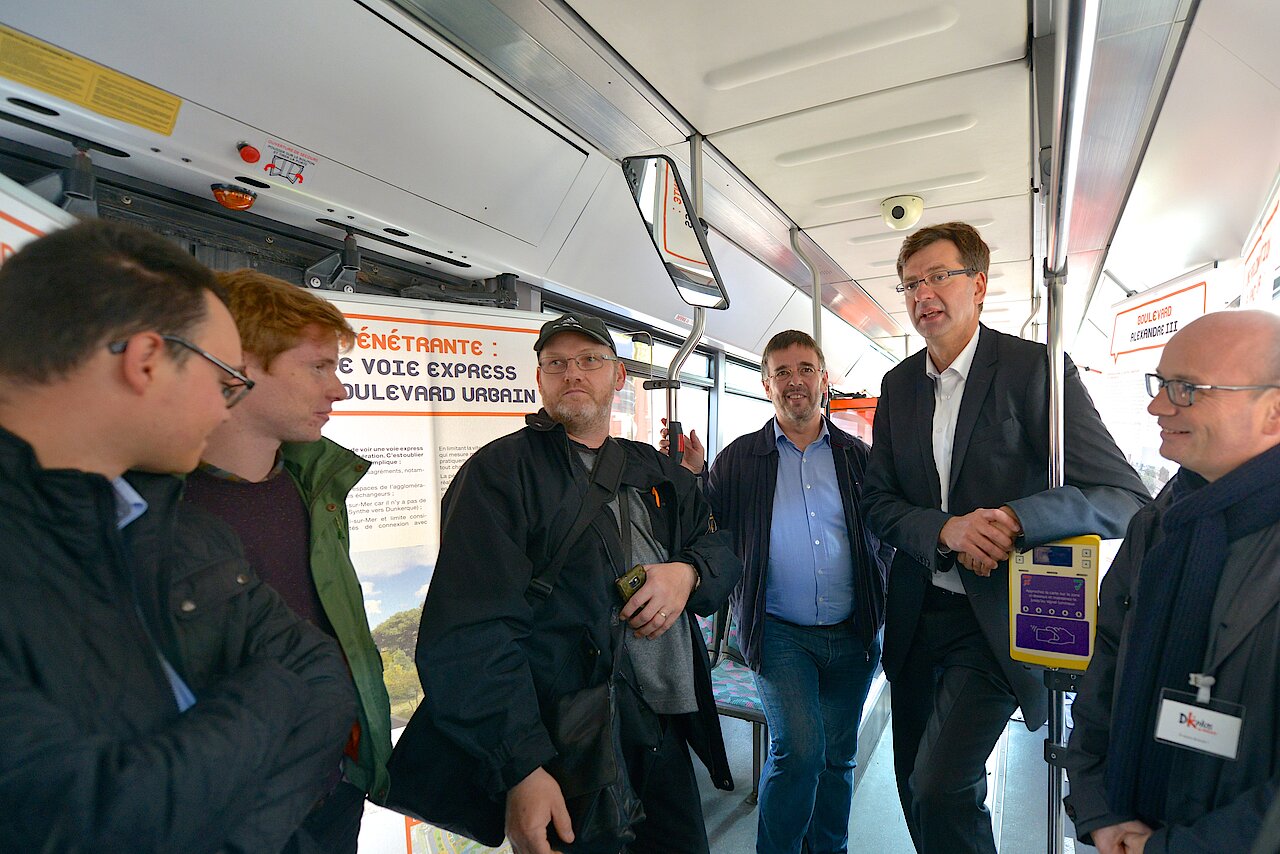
[699,712,1090,853]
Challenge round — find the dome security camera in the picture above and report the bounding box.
[881,195,924,231]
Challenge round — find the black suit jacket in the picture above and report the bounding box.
[863,325,1148,727]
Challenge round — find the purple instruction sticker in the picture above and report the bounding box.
[1016,574,1090,657]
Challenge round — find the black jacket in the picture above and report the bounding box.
[706,416,892,671]
[1065,485,1280,852]
[415,411,742,798]
[0,427,357,853]
[864,325,1148,727]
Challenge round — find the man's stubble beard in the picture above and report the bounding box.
[775,389,821,429]
[548,394,611,438]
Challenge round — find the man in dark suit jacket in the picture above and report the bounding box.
[863,221,1148,854]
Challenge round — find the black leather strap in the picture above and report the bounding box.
[527,438,625,601]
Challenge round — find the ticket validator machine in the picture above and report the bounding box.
[1009,536,1101,670]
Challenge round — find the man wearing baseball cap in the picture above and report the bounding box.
[396,312,741,853]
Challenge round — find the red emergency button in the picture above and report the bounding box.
[237,142,261,164]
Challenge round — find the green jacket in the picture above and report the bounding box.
[283,438,392,804]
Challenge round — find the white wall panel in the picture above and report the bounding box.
[3,0,589,245]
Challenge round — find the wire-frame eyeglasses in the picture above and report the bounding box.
[108,334,255,408]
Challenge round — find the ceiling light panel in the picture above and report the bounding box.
[567,0,1026,135]
[710,62,1032,229]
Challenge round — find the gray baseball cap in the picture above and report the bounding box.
[533,313,616,353]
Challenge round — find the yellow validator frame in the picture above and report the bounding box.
[1008,534,1101,671]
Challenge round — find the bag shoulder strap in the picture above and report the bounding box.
[527,437,626,601]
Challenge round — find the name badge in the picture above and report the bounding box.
[1154,688,1243,760]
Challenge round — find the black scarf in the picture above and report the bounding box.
[1105,443,1280,825]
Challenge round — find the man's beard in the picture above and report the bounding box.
[776,389,820,426]
[548,393,611,437]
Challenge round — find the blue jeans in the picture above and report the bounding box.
[754,616,881,854]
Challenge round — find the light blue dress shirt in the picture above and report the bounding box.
[765,419,854,625]
[112,477,197,713]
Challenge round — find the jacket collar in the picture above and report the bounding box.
[0,424,116,524]
[0,425,181,552]
[282,436,369,498]
[524,408,681,491]
[748,414,857,456]
[525,407,564,433]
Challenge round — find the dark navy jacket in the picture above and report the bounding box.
[705,416,892,671]
[0,427,356,853]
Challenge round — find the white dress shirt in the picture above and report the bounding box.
[925,326,981,594]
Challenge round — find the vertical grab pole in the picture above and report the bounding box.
[1042,0,1100,851]
[665,134,711,426]
[789,227,822,353]
[657,135,708,461]
[1044,268,1068,854]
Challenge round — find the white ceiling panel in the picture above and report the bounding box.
[567,0,1026,134]
[1194,0,1280,91]
[1105,27,1280,291]
[710,62,1032,229]
[756,291,823,354]
[700,229,817,353]
[0,76,612,282]
[807,194,1033,280]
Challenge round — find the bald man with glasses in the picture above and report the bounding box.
[1066,310,1280,854]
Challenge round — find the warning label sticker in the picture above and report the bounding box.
[0,25,181,136]
[264,138,319,185]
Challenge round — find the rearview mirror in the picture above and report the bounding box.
[621,155,729,310]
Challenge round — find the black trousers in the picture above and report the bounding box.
[626,714,711,854]
[890,590,1018,854]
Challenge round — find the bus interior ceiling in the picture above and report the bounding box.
[1,0,1278,384]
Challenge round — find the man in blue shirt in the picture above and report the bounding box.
[680,330,890,854]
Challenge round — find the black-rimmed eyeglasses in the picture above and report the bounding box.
[538,353,619,374]
[108,335,255,408]
[1144,372,1280,407]
[896,268,977,294]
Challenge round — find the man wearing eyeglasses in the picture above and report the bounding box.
[1065,310,1280,854]
[182,270,392,853]
[863,221,1148,854]
[396,312,740,854]
[674,329,892,854]
[0,220,356,852]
